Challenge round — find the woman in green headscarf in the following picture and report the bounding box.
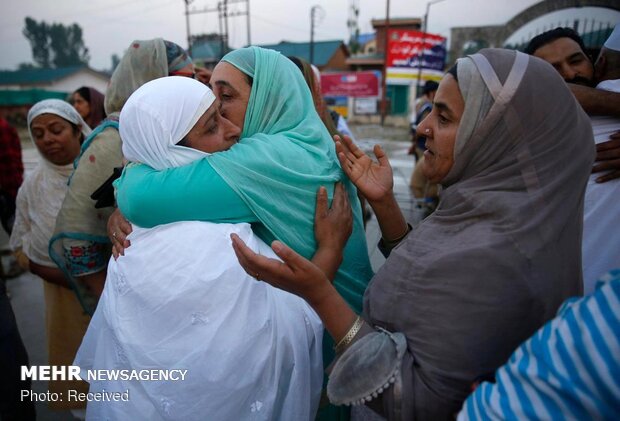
[113,46,374,420]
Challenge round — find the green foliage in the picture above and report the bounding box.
[23,17,50,68]
[18,62,37,70]
[22,17,90,68]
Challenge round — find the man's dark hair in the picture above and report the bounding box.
[525,27,587,55]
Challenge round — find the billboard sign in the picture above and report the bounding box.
[321,71,380,97]
[386,30,447,85]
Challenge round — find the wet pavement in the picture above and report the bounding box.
[1,124,416,420]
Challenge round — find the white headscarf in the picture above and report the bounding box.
[27,98,92,142]
[10,99,91,266]
[120,76,216,170]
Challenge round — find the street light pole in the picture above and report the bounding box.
[184,0,193,55]
[310,6,317,65]
[380,0,390,126]
[309,5,324,65]
[416,0,446,97]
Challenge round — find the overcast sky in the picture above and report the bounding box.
[1,1,618,71]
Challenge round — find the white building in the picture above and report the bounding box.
[0,66,109,94]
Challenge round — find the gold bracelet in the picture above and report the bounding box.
[335,316,364,354]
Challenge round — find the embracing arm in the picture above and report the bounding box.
[569,84,620,118]
[311,183,353,281]
[115,159,258,228]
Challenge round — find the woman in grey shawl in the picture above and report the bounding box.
[231,48,594,420]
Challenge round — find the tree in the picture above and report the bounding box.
[49,23,90,67]
[22,17,90,68]
[18,62,37,70]
[23,17,50,68]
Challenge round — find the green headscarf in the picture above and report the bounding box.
[209,47,373,315]
[212,48,373,419]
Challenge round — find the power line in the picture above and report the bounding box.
[251,12,344,40]
[186,0,251,55]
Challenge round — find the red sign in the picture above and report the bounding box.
[387,30,446,71]
[320,71,380,97]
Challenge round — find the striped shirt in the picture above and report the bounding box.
[458,269,620,420]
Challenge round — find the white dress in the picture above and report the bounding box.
[582,79,620,293]
[75,221,323,420]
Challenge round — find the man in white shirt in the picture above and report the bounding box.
[528,26,620,294]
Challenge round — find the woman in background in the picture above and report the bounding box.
[10,99,92,417]
[71,86,106,129]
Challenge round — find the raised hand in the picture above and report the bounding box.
[231,234,330,305]
[334,134,394,203]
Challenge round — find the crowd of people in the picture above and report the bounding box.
[0,22,618,421]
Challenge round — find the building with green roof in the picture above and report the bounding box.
[0,66,109,96]
[255,40,349,70]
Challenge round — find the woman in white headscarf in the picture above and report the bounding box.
[230,48,595,420]
[10,99,92,412]
[75,76,324,421]
[49,38,194,314]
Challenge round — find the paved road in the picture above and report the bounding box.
[1,124,415,420]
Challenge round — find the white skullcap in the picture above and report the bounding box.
[120,76,216,170]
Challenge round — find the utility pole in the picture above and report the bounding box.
[218,2,225,58]
[417,0,447,96]
[310,6,317,65]
[246,0,251,45]
[380,0,390,126]
[184,0,193,55]
[309,5,324,65]
[223,0,229,52]
[347,0,360,54]
[186,0,251,60]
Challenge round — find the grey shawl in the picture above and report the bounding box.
[328,48,594,420]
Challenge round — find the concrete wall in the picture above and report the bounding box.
[45,71,109,94]
[449,0,620,61]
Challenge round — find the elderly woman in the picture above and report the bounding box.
[10,99,92,414]
[111,46,374,420]
[76,76,325,420]
[230,48,595,420]
[49,38,194,313]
